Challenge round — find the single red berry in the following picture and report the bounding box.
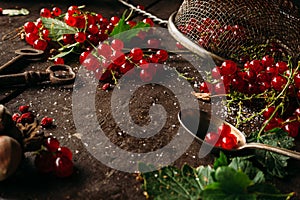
[140,69,153,82]
[111,39,124,51]
[199,82,212,93]
[19,105,30,113]
[41,117,54,128]
[54,156,74,178]
[293,108,300,117]
[24,22,37,33]
[143,18,154,27]
[148,54,159,63]
[213,83,226,94]
[137,5,145,10]
[110,16,120,25]
[111,51,126,66]
[75,15,86,29]
[220,60,237,75]
[12,113,20,122]
[62,34,75,45]
[64,13,77,27]
[263,106,277,119]
[218,123,231,137]
[17,112,35,124]
[120,62,134,74]
[283,121,299,138]
[221,134,237,149]
[264,117,283,131]
[25,33,39,45]
[88,24,99,35]
[261,55,274,67]
[147,38,161,48]
[275,61,288,74]
[52,7,62,17]
[40,8,51,18]
[75,32,86,43]
[56,147,73,160]
[54,57,65,65]
[67,5,79,15]
[35,150,55,173]
[126,20,137,28]
[33,39,48,51]
[271,75,287,91]
[294,73,300,89]
[79,51,90,64]
[204,132,221,146]
[211,66,221,79]
[97,29,108,42]
[156,50,168,62]
[0,8,3,15]
[42,28,50,40]
[101,83,111,91]
[130,48,144,62]
[249,60,263,73]
[44,137,60,152]
[35,18,43,29]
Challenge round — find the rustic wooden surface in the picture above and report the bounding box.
[0,0,299,200]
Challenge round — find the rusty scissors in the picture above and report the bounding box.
[0,48,76,88]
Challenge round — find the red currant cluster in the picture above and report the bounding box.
[23,5,155,66]
[81,41,169,84]
[205,123,238,150]
[12,105,53,128]
[200,55,300,138]
[11,105,73,177]
[35,137,73,178]
[178,17,246,54]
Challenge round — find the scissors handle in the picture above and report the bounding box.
[0,65,75,87]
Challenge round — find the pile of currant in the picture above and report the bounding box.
[205,123,238,150]
[12,105,74,178]
[200,55,300,139]
[178,17,246,56]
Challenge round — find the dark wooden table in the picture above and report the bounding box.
[0,0,299,200]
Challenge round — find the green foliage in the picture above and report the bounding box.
[41,17,77,41]
[140,152,294,200]
[248,128,295,178]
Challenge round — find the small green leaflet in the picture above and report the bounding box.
[2,8,29,16]
[213,151,228,169]
[41,17,77,41]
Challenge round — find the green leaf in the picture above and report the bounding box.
[248,183,294,200]
[229,157,265,184]
[49,47,75,60]
[201,188,256,200]
[41,17,77,41]
[213,166,253,193]
[254,130,295,178]
[213,151,228,169]
[109,17,131,37]
[2,8,29,16]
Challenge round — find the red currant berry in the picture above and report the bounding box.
[271,75,287,91]
[40,8,51,18]
[110,16,120,25]
[67,5,79,15]
[24,22,37,34]
[249,60,263,73]
[126,20,137,28]
[263,106,277,119]
[199,82,212,93]
[137,5,145,10]
[148,54,159,63]
[143,18,154,27]
[12,113,20,122]
[52,7,62,17]
[101,83,111,91]
[293,108,300,117]
[218,123,231,137]
[264,117,283,131]
[213,83,226,94]
[54,156,74,178]
[17,112,35,124]
[56,147,73,160]
[156,50,168,62]
[64,13,77,27]
[62,34,75,44]
[74,32,86,43]
[54,57,65,65]
[220,60,237,75]
[111,39,124,51]
[147,38,161,48]
[97,29,108,42]
[111,51,126,66]
[294,73,300,89]
[75,15,86,29]
[33,39,48,51]
[261,55,274,67]
[44,137,60,152]
[130,48,144,62]
[88,24,99,35]
[221,134,237,149]
[275,61,288,74]
[34,150,55,173]
[211,66,221,79]
[42,28,50,40]
[283,121,299,138]
[0,8,2,15]
[140,69,153,82]
[120,62,134,74]
[79,51,90,64]
[41,117,54,128]
[19,105,30,113]
[204,132,221,146]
